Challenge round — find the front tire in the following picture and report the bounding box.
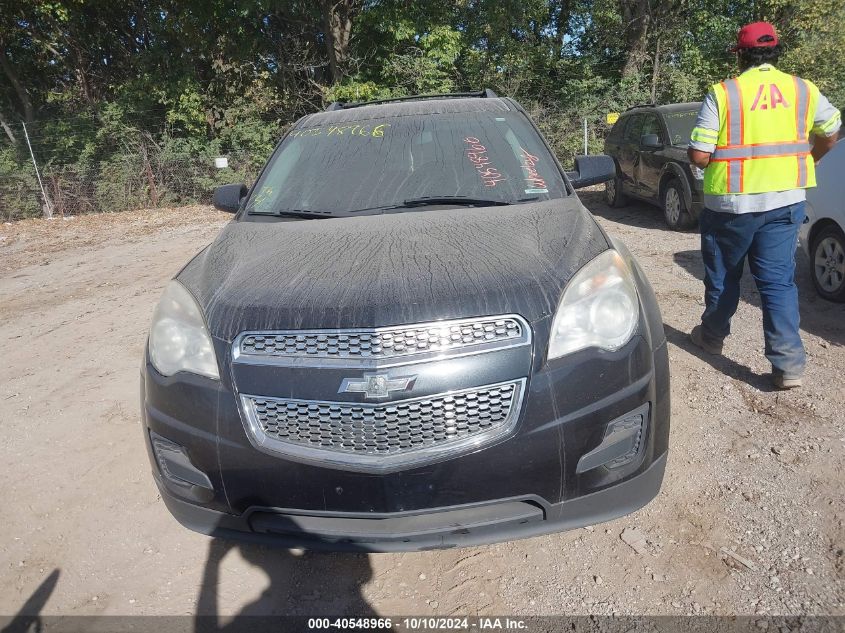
[661,179,695,230]
[605,174,627,208]
[810,224,845,302]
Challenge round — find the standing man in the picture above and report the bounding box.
[688,21,841,389]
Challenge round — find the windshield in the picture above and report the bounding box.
[663,109,699,147]
[245,109,567,217]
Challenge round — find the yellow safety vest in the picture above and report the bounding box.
[702,65,819,195]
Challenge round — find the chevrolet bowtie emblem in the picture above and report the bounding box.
[338,372,417,400]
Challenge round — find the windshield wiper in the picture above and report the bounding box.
[248,209,332,219]
[402,196,515,207]
[249,195,541,218]
[352,195,539,213]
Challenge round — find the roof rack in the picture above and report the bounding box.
[325,89,498,112]
[624,103,657,111]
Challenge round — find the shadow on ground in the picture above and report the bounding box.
[580,189,845,348]
[579,190,687,233]
[195,533,378,631]
[663,323,778,391]
[0,569,60,633]
[673,249,845,348]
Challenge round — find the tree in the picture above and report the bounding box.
[320,0,362,83]
[1,0,843,221]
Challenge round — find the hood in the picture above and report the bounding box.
[177,198,609,341]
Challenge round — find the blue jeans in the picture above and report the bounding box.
[699,202,806,377]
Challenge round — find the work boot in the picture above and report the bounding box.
[771,371,802,390]
[690,325,724,355]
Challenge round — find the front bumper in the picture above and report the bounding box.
[141,326,670,550]
[155,452,666,552]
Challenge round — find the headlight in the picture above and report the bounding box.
[148,281,219,379]
[547,249,639,359]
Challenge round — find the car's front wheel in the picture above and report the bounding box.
[661,179,695,230]
[810,223,845,302]
[605,175,627,208]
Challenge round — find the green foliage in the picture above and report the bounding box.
[325,81,392,103]
[1,0,842,220]
[0,146,40,220]
[775,0,845,106]
[165,87,208,138]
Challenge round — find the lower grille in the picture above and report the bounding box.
[240,380,525,472]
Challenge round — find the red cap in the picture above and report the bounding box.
[730,22,779,52]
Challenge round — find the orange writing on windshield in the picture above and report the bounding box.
[464,137,506,187]
[519,148,547,189]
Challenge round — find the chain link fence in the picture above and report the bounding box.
[0,150,264,222]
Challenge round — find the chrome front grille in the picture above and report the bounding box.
[240,380,525,472]
[235,316,528,367]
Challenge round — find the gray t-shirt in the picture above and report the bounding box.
[689,64,842,214]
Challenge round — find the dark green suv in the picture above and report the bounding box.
[604,103,704,230]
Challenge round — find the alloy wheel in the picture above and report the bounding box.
[815,235,845,293]
[664,187,681,225]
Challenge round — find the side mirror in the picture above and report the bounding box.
[566,155,616,189]
[213,183,247,213]
[641,133,663,149]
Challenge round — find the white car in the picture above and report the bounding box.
[801,136,845,302]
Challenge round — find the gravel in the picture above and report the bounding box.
[0,194,842,617]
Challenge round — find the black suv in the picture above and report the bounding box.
[604,103,704,230]
[141,91,670,551]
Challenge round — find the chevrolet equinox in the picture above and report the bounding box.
[140,90,670,551]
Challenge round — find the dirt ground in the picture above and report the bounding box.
[1,192,843,620]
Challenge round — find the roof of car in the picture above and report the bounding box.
[624,102,702,114]
[299,93,513,125]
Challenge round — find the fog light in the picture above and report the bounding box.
[576,403,649,474]
[150,432,214,495]
[604,415,644,468]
